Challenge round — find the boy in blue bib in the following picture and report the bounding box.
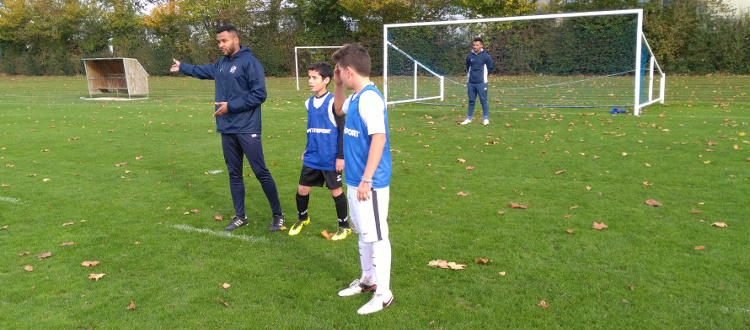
[288,62,350,240]
[331,44,394,315]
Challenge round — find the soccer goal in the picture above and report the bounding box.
[383,9,665,116]
[294,46,343,90]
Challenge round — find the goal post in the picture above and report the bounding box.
[383,9,665,116]
[294,46,343,90]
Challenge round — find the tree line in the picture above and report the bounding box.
[0,0,748,76]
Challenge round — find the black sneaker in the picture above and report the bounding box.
[224,215,248,231]
[269,214,285,232]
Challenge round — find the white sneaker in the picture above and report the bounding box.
[357,292,394,315]
[338,279,377,297]
[460,119,472,125]
[483,119,489,125]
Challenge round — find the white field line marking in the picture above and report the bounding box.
[0,196,22,204]
[172,224,268,243]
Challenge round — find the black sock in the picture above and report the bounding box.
[296,192,309,220]
[333,192,349,228]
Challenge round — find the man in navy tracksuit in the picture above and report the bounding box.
[170,24,285,232]
[461,37,494,126]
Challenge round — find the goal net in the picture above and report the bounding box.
[294,46,343,90]
[383,9,665,116]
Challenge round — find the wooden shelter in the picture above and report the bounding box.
[82,58,149,99]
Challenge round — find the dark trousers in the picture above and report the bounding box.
[221,133,282,217]
[467,82,489,120]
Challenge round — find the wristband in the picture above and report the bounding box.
[361,178,373,184]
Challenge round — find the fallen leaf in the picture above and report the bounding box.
[645,163,651,167]
[24,265,33,272]
[711,222,728,228]
[537,300,549,308]
[498,210,504,215]
[59,241,74,246]
[554,170,566,175]
[475,258,492,264]
[456,158,466,163]
[457,191,468,196]
[1,225,7,230]
[191,209,200,214]
[695,245,705,250]
[126,301,136,310]
[447,262,466,270]
[428,259,450,268]
[466,166,474,170]
[135,156,143,160]
[645,199,662,206]
[628,285,635,291]
[1,184,9,188]
[691,209,700,214]
[570,206,579,209]
[592,222,608,230]
[62,222,74,226]
[566,229,574,234]
[37,252,52,259]
[218,298,229,307]
[507,203,528,209]
[622,152,628,156]
[89,273,106,281]
[222,283,231,289]
[586,186,592,190]
[19,251,30,256]
[499,271,506,276]
[321,230,335,239]
[42,178,51,182]
[81,261,100,267]
[214,215,223,221]
[643,181,653,186]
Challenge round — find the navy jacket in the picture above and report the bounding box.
[466,49,494,84]
[179,45,267,134]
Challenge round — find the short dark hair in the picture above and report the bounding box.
[216,24,239,36]
[331,44,371,77]
[473,37,484,45]
[308,62,334,83]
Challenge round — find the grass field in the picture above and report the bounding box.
[1,74,749,328]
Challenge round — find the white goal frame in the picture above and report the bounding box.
[294,46,343,90]
[383,9,665,116]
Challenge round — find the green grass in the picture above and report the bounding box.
[1,74,749,328]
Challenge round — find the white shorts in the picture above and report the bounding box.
[347,184,390,243]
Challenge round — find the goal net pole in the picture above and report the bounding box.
[385,41,445,104]
[294,46,344,90]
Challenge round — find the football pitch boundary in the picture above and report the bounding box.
[171,224,269,243]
